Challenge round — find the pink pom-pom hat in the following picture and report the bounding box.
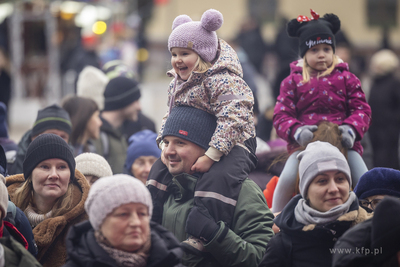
[168,9,223,62]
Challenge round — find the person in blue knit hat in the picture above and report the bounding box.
[354,167,400,212]
[124,130,160,184]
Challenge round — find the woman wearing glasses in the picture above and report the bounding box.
[354,167,400,212]
[332,168,400,266]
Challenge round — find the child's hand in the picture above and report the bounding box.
[191,155,215,173]
[339,124,356,148]
[294,125,318,146]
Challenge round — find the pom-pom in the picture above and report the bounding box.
[172,15,192,30]
[323,13,340,34]
[201,9,223,32]
[287,18,302,37]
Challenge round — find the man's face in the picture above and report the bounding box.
[162,136,205,176]
[122,100,141,121]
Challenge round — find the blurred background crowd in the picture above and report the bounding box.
[0,0,399,170]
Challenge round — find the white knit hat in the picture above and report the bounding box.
[85,174,153,230]
[0,175,8,219]
[75,153,113,178]
[76,66,109,110]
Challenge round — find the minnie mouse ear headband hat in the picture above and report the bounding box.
[168,9,223,62]
[287,9,341,58]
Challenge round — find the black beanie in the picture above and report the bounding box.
[371,197,400,265]
[23,133,76,181]
[162,106,217,150]
[287,10,341,57]
[103,76,141,111]
[31,104,72,138]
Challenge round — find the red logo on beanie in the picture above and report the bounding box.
[317,37,321,40]
[179,130,188,136]
[328,37,331,40]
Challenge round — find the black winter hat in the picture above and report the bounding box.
[162,106,217,150]
[371,197,400,265]
[103,76,141,111]
[287,9,341,57]
[23,133,76,181]
[31,104,72,138]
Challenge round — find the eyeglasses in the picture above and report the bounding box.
[359,198,383,210]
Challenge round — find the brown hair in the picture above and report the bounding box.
[61,96,99,146]
[13,176,75,217]
[301,54,339,84]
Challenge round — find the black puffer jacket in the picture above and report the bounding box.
[63,220,183,267]
[259,195,371,267]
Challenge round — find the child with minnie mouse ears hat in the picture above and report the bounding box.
[271,9,372,213]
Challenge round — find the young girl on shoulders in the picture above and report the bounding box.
[148,9,257,252]
[272,9,372,212]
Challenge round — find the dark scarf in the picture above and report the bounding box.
[95,230,150,267]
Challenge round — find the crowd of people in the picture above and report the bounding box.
[0,6,398,267]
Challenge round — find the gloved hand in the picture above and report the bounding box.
[339,124,356,148]
[294,125,318,146]
[186,206,220,242]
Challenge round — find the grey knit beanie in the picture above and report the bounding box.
[75,153,113,178]
[85,174,153,231]
[297,141,351,197]
[162,106,217,150]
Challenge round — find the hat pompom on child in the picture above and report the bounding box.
[287,9,341,57]
[168,9,223,62]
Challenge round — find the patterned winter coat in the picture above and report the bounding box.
[157,39,255,155]
[273,59,371,155]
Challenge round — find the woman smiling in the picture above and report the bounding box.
[259,141,371,267]
[6,133,89,267]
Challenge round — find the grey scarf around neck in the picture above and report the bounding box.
[294,191,357,226]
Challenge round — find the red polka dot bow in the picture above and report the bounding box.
[297,9,320,22]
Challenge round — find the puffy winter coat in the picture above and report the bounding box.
[158,39,255,155]
[160,173,274,267]
[273,59,371,155]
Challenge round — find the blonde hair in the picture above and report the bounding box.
[301,54,339,84]
[194,56,212,73]
[13,177,75,217]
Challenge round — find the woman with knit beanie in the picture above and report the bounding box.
[259,141,371,267]
[62,96,102,156]
[63,174,182,267]
[5,134,90,267]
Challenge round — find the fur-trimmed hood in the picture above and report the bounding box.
[6,169,90,267]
